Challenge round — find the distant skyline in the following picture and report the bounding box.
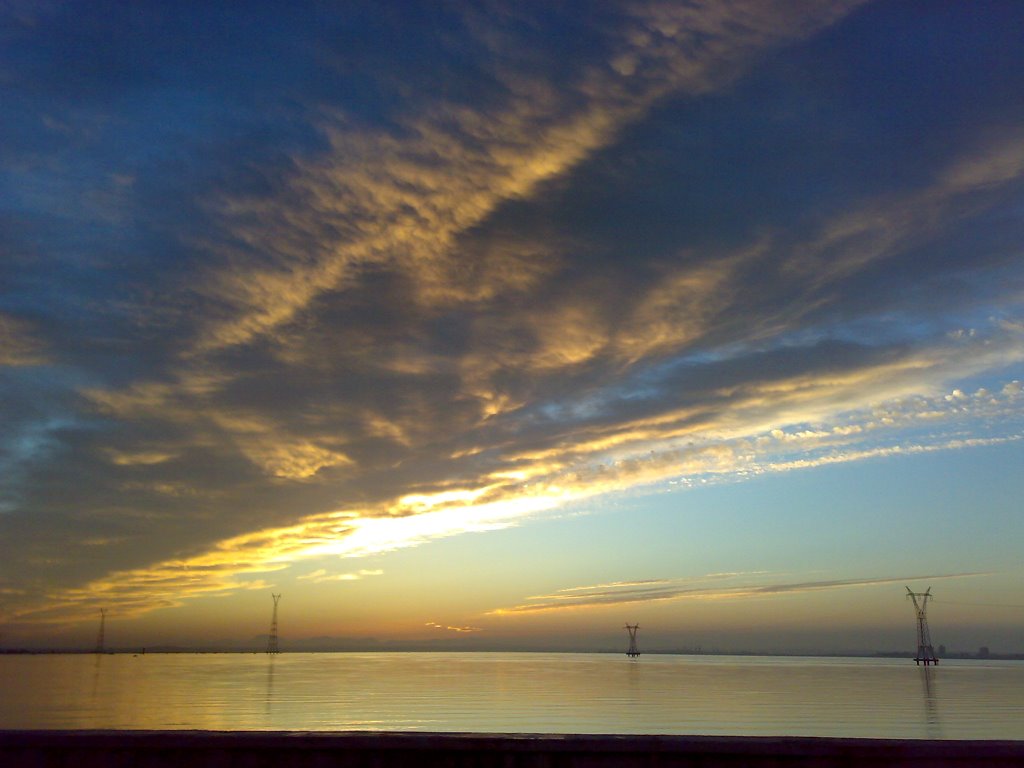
[2,1,1023,654]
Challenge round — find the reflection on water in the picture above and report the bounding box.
[919,665,943,738]
[265,656,276,716]
[90,654,103,702]
[2,653,1022,739]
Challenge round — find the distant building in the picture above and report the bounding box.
[938,644,946,656]
[978,646,990,659]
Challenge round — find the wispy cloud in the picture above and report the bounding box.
[297,568,383,584]
[489,572,988,615]
[8,372,1021,626]
[0,312,48,367]
[194,0,866,355]
[425,621,482,634]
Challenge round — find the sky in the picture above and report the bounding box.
[1,0,1023,654]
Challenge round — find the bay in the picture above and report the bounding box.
[1,652,1021,739]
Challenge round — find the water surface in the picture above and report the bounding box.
[1,653,1021,739]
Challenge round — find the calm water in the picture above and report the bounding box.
[1,653,1022,739]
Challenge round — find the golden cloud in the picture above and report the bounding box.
[488,571,987,616]
[192,1,865,357]
[28,357,1024,628]
[0,312,48,367]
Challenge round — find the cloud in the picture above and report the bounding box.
[13,367,1020,627]
[190,0,867,355]
[489,572,987,615]
[297,568,383,583]
[0,313,48,367]
[3,1,1024,637]
[425,621,482,634]
[105,449,178,467]
[7,344,1024,626]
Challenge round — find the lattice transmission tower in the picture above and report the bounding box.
[625,624,640,657]
[95,608,107,654]
[906,587,938,665]
[266,594,281,654]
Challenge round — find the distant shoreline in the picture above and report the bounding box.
[3,647,1023,660]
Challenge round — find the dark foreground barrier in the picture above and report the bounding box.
[2,730,1023,767]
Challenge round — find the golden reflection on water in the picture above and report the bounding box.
[1,653,1021,738]
[265,656,276,717]
[90,653,103,702]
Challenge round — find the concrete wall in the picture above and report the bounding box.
[2,731,1023,767]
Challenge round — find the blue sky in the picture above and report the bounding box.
[2,0,1023,652]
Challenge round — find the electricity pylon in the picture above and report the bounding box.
[95,608,107,654]
[266,594,281,654]
[906,587,938,665]
[625,624,640,657]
